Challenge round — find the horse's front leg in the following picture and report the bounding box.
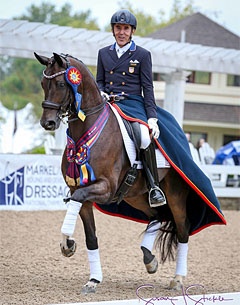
[61,178,111,252]
[80,202,102,294]
[60,179,111,293]
[60,199,82,257]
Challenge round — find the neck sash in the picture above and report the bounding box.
[66,103,110,186]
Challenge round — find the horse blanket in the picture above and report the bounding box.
[94,97,226,235]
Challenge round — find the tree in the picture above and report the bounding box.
[167,0,196,25]
[104,0,197,36]
[16,2,99,30]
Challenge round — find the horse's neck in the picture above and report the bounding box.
[80,73,102,109]
[69,90,103,142]
[82,87,101,108]
[68,63,103,140]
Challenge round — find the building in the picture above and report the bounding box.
[149,13,240,150]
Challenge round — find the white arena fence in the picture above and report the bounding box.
[0,154,68,210]
[0,154,239,210]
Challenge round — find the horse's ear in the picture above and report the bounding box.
[53,53,64,67]
[34,52,49,66]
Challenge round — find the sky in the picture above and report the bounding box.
[0,0,239,36]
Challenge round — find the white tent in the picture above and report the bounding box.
[0,102,46,153]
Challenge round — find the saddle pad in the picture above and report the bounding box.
[109,104,170,169]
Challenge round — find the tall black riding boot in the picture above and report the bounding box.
[142,142,166,207]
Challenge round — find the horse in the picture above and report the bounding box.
[34,52,226,294]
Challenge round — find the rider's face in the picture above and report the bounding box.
[113,24,135,47]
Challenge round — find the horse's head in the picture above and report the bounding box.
[34,52,101,131]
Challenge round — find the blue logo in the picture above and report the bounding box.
[0,167,24,205]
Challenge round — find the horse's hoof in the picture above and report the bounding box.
[82,279,99,294]
[169,275,183,290]
[145,256,158,274]
[60,238,77,257]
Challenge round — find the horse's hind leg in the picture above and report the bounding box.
[141,220,161,274]
[169,242,189,290]
[162,169,190,290]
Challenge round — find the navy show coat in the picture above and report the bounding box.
[96,41,157,119]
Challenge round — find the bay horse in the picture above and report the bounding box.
[34,52,226,294]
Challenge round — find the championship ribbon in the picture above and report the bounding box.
[65,66,86,121]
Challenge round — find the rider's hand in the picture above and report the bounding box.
[148,118,160,139]
[100,91,109,101]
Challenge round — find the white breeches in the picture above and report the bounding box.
[140,124,151,149]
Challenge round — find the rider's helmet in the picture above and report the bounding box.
[110,9,137,29]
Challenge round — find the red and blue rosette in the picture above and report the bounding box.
[65,66,86,121]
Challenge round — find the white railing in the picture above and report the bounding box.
[200,165,240,198]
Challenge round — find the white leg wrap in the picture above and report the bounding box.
[61,200,82,237]
[175,242,188,276]
[87,249,103,282]
[141,221,161,252]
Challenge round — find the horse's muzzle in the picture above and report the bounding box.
[40,119,58,131]
[41,100,61,130]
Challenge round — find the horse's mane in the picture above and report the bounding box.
[60,53,94,79]
[60,53,100,94]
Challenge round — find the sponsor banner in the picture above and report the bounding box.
[0,154,69,210]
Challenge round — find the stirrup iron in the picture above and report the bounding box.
[148,187,166,208]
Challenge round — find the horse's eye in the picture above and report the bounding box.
[57,81,65,88]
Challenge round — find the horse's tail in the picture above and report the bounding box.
[156,220,178,263]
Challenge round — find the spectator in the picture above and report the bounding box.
[197,138,215,164]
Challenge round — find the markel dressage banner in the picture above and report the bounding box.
[0,154,68,210]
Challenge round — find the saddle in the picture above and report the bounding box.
[108,96,169,205]
[113,119,141,204]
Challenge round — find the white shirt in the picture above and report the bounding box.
[115,42,131,58]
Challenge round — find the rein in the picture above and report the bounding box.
[42,99,106,116]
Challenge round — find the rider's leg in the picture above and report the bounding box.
[140,124,166,207]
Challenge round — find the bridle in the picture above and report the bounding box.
[42,55,105,122]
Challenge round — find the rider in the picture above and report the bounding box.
[96,9,166,207]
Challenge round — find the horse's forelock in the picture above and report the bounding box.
[47,57,56,67]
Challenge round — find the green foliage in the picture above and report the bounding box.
[0,57,43,117]
[26,145,46,154]
[15,2,99,30]
[1,2,101,117]
[168,0,196,25]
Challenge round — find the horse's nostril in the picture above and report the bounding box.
[41,120,56,131]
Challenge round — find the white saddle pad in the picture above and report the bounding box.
[109,104,170,169]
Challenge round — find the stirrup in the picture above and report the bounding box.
[148,187,166,208]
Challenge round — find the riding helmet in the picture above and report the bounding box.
[110,9,137,29]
